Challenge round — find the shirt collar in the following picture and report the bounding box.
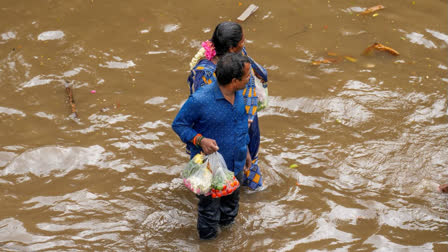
[213,82,225,100]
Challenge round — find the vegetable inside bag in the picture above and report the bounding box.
[254,77,268,111]
[208,152,240,198]
[182,153,212,195]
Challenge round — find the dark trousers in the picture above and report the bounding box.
[197,171,244,239]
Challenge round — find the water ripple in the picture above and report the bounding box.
[37,30,65,41]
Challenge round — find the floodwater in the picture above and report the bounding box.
[1,0,448,251]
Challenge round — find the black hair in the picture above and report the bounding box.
[216,53,250,86]
[211,22,243,57]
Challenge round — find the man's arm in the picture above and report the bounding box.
[172,96,219,154]
[172,97,201,143]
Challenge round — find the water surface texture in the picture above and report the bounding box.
[1,0,448,251]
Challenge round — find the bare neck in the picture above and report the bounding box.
[218,84,235,105]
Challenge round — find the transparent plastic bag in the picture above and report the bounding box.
[208,152,240,198]
[182,153,213,195]
[255,77,268,111]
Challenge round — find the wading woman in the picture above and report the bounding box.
[188,22,268,190]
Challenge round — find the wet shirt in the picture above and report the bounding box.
[172,82,249,174]
[187,48,258,122]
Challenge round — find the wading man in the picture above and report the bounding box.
[172,53,251,239]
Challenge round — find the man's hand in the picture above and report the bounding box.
[199,138,219,154]
[254,72,266,83]
[244,149,252,172]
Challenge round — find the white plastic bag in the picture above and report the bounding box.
[182,153,212,195]
[208,152,240,198]
[254,77,268,111]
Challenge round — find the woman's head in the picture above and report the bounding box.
[211,22,244,57]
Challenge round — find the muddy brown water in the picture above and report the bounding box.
[1,0,448,251]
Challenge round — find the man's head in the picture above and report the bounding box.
[216,53,251,90]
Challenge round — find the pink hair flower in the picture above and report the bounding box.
[201,40,216,61]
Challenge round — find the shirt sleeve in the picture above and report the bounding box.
[172,96,201,143]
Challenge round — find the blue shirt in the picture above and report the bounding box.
[172,82,249,174]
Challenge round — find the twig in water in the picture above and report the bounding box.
[65,80,78,119]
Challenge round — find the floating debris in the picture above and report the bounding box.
[361,5,385,15]
[344,56,358,62]
[363,42,399,56]
[65,80,78,119]
[439,184,448,193]
[237,4,259,22]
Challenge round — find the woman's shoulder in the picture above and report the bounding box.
[193,59,216,72]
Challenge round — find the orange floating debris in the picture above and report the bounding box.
[361,5,385,15]
[363,42,399,56]
[344,56,358,62]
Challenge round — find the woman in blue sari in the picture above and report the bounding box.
[187,22,267,190]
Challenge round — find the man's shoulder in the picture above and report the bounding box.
[191,83,215,101]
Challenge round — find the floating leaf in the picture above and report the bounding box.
[363,42,399,56]
[289,164,299,168]
[344,56,358,62]
[361,5,385,15]
[372,13,379,17]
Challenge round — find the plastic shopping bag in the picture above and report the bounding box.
[247,55,269,112]
[254,77,268,111]
[208,152,240,198]
[182,153,212,195]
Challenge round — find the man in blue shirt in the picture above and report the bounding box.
[172,53,251,239]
